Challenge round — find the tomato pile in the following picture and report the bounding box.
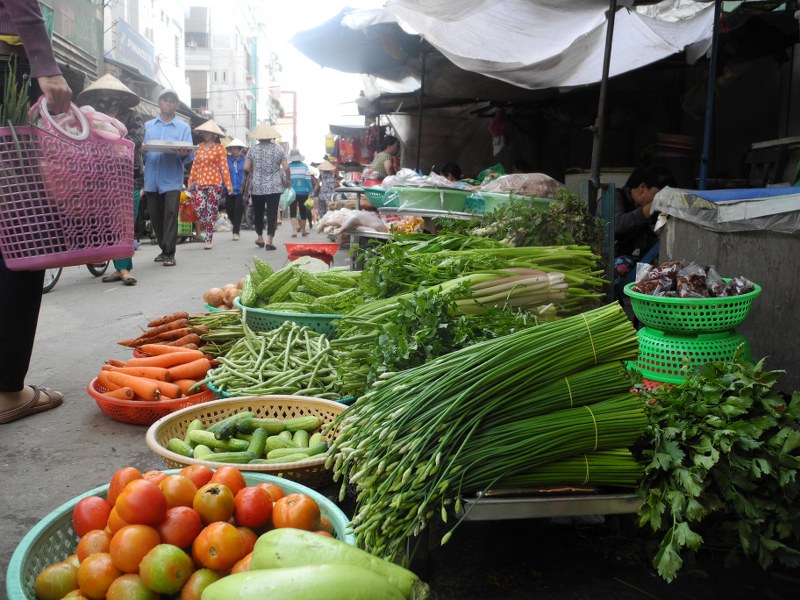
[34,466,333,600]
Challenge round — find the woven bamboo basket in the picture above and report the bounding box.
[146,395,347,488]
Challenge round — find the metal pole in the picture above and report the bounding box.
[588,0,618,210]
[698,0,722,190]
[415,48,427,173]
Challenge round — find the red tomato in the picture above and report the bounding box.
[233,486,273,528]
[314,530,334,537]
[178,465,214,489]
[236,527,257,555]
[191,522,246,571]
[138,544,194,595]
[106,506,130,535]
[73,496,112,537]
[77,552,122,600]
[230,551,252,574]
[105,573,157,600]
[192,483,234,525]
[115,479,168,526]
[271,493,320,531]
[318,514,335,535]
[209,467,246,496]
[76,529,112,563]
[109,524,161,573]
[179,568,220,600]
[159,475,197,509]
[141,470,168,486]
[108,467,142,507]
[156,506,203,550]
[255,482,285,503]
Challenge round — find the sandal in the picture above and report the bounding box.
[162,257,176,267]
[255,239,265,248]
[122,276,137,286]
[154,254,165,262]
[102,272,122,283]
[0,386,63,424]
[264,244,277,251]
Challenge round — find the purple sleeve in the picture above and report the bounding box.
[1,0,62,78]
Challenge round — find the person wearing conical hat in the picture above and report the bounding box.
[187,119,233,249]
[244,122,288,250]
[225,138,248,240]
[316,159,337,220]
[78,73,144,286]
[286,148,313,237]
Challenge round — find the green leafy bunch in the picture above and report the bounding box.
[636,352,800,582]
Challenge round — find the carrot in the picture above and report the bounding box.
[152,327,192,341]
[167,358,212,382]
[183,343,199,350]
[165,333,202,347]
[139,343,204,357]
[126,352,202,369]
[105,372,163,401]
[104,387,134,400]
[138,319,189,340]
[105,359,127,368]
[147,311,190,328]
[172,379,200,396]
[154,379,183,400]
[97,370,122,391]
[105,366,172,382]
[117,338,143,348]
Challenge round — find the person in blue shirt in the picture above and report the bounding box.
[142,89,194,267]
[225,138,248,240]
[287,148,313,237]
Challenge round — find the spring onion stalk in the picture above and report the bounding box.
[327,303,644,563]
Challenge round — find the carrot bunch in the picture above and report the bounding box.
[97,345,212,401]
[117,311,204,349]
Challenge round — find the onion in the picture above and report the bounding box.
[224,287,239,307]
[203,287,225,307]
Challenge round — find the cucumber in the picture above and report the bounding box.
[236,433,254,443]
[205,451,256,464]
[188,430,248,451]
[267,435,299,451]
[167,437,194,457]
[247,427,268,459]
[214,411,254,440]
[193,444,214,459]
[278,430,294,442]
[183,419,205,448]
[292,429,310,448]
[283,416,323,432]
[216,437,250,452]
[237,416,286,435]
[266,442,328,461]
[249,453,311,464]
[250,529,427,600]
[308,432,325,447]
[305,441,328,457]
[201,565,406,600]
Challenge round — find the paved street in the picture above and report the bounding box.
[2,223,799,598]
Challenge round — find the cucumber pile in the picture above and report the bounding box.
[166,411,329,465]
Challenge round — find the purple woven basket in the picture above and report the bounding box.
[0,101,135,271]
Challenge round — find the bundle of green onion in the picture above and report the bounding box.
[327,303,646,563]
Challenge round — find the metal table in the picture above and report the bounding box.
[378,206,482,221]
[348,230,393,270]
[461,490,641,521]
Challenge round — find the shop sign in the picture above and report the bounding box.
[111,20,156,79]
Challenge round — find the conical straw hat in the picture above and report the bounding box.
[226,137,247,148]
[77,74,139,109]
[249,122,281,140]
[194,119,225,136]
[317,159,336,172]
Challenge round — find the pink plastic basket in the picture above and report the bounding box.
[0,100,135,271]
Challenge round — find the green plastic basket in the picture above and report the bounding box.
[623,282,761,334]
[631,327,751,384]
[362,186,389,207]
[6,471,353,600]
[233,296,341,337]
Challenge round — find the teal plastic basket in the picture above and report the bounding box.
[362,186,389,207]
[630,327,751,384]
[233,296,341,337]
[6,471,353,600]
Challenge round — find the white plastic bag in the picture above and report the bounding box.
[214,213,233,232]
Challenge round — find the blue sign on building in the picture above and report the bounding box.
[111,20,155,79]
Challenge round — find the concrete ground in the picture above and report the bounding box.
[2,222,799,598]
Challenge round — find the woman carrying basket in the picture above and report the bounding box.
[0,0,71,423]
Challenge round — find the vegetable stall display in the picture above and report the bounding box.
[327,303,647,563]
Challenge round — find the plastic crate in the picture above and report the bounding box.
[233,296,341,337]
[87,378,215,425]
[362,186,389,207]
[6,471,353,600]
[623,282,761,334]
[630,327,751,384]
[0,103,135,271]
[178,219,194,236]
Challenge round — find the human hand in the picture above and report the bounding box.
[37,75,72,114]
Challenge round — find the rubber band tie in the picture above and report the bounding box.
[583,454,590,485]
[564,376,574,407]
[580,313,598,363]
[584,405,599,451]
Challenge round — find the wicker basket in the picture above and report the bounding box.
[146,395,347,488]
[87,378,215,425]
[232,296,341,337]
[6,471,353,600]
[631,327,751,384]
[623,282,761,334]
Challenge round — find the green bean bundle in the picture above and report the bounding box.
[327,303,645,563]
[200,321,341,399]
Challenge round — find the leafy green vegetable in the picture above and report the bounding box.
[636,352,800,582]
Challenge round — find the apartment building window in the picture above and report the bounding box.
[212,71,218,84]
[221,70,227,84]
[174,35,179,66]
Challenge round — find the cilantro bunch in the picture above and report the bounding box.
[636,353,800,582]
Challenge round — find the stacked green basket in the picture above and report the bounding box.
[624,282,762,384]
